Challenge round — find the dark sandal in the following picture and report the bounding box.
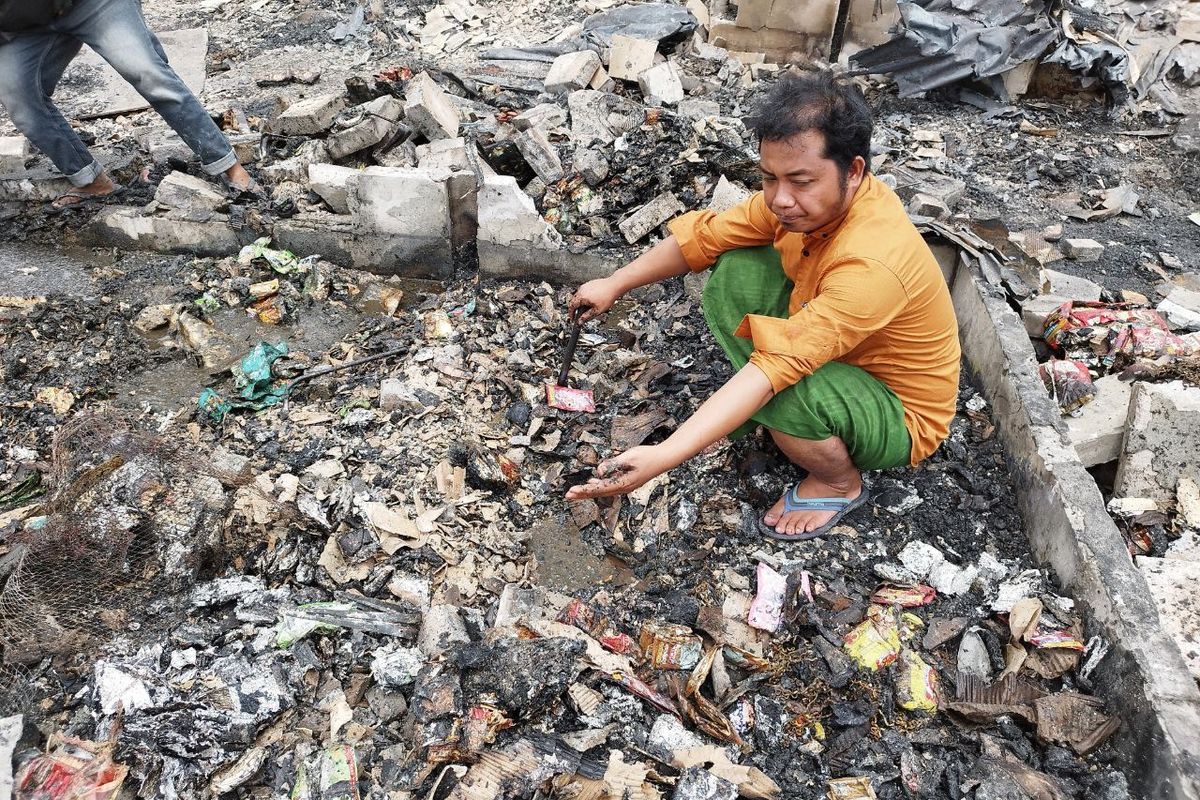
[758,484,871,541]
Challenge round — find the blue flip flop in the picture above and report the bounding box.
[759,484,870,541]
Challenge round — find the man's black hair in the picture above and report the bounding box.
[748,71,873,177]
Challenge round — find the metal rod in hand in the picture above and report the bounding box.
[558,320,583,387]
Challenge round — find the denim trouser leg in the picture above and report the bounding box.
[0,32,104,186]
[0,0,236,186]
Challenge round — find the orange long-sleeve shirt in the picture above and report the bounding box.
[667,174,960,465]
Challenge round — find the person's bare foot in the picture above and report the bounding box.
[51,173,118,209]
[222,163,262,197]
[762,472,862,536]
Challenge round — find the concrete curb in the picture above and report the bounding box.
[949,253,1200,800]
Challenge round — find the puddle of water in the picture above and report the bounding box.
[526,517,617,593]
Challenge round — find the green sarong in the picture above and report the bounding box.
[700,246,912,471]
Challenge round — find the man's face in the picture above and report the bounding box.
[759,130,866,235]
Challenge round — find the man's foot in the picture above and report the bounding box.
[763,473,863,537]
[51,174,118,210]
[221,163,263,198]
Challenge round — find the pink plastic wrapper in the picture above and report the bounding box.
[1043,301,1199,370]
[1039,358,1096,414]
[748,562,787,633]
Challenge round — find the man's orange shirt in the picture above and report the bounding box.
[667,173,960,465]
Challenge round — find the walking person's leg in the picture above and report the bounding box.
[0,31,120,205]
[57,0,255,192]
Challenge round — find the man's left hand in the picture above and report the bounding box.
[565,446,671,500]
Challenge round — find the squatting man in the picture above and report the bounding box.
[566,71,960,541]
[0,0,259,210]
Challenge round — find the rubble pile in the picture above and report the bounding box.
[0,0,1198,796]
[0,249,1134,798]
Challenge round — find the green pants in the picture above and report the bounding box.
[701,246,912,471]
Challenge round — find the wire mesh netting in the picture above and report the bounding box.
[0,413,268,713]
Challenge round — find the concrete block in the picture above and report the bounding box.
[608,34,657,81]
[575,149,609,186]
[618,191,684,244]
[735,0,773,30]
[477,175,617,283]
[308,163,357,214]
[417,604,470,657]
[1064,374,1132,467]
[513,103,568,133]
[349,165,451,238]
[1115,381,1200,505]
[708,175,751,212]
[1043,268,1103,300]
[273,93,346,136]
[416,137,470,172]
[153,171,227,212]
[0,136,31,172]
[1062,238,1104,262]
[1157,286,1200,331]
[1174,114,1200,155]
[544,50,602,94]
[515,127,563,183]
[261,141,329,184]
[638,62,685,105]
[477,175,561,252]
[1139,558,1200,679]
[567,90,643,149]
[404,72,460,141]
[380,378,423,413]
[84,206,244,256]
[272,212,454,279]
[1020,294,1069,337]
[326,95,404,160]
[888,165,967,210]
[677,98,721,121]
[907,192,949,220]
[707,20,825,64]
[767,0,840,36]
[589,64,613,91]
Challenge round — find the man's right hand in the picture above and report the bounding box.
[569,277,622,322]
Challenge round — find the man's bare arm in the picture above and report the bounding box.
[566,363,775,499]
[569,236,691,321]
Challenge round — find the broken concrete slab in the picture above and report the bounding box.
[84,206,244,256]
[477,175,616,283]
[349,166,451,237]
[404,72,461,141]
[575,150,609,186]
[1139,558,1200,680]
[907,192,950,220]
[513,104,569,133]
[567,90,643,150]
[1043,269,1103,301]
[708,175,751,212]
[308,163,358,214]
[273,93,346,137]
[1061,239,1105,262]
[1115,381,1200,506]
[153,171,227,213]
[1064,374,1132,468]
[60,29,207,119]
[1157,286,1200,331]
[515,127,564,183]
[325,95,405,161]
[638,62,685,105]
[677,98,722,121]
[608,34,658,81]
[544,50,602,94]
[261,141,330,184]
[618,191,684,244]
[417,139,471,173]
[0,137,30,173]
[272,212,455,279]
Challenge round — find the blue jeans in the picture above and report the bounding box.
[0,0,236,187]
